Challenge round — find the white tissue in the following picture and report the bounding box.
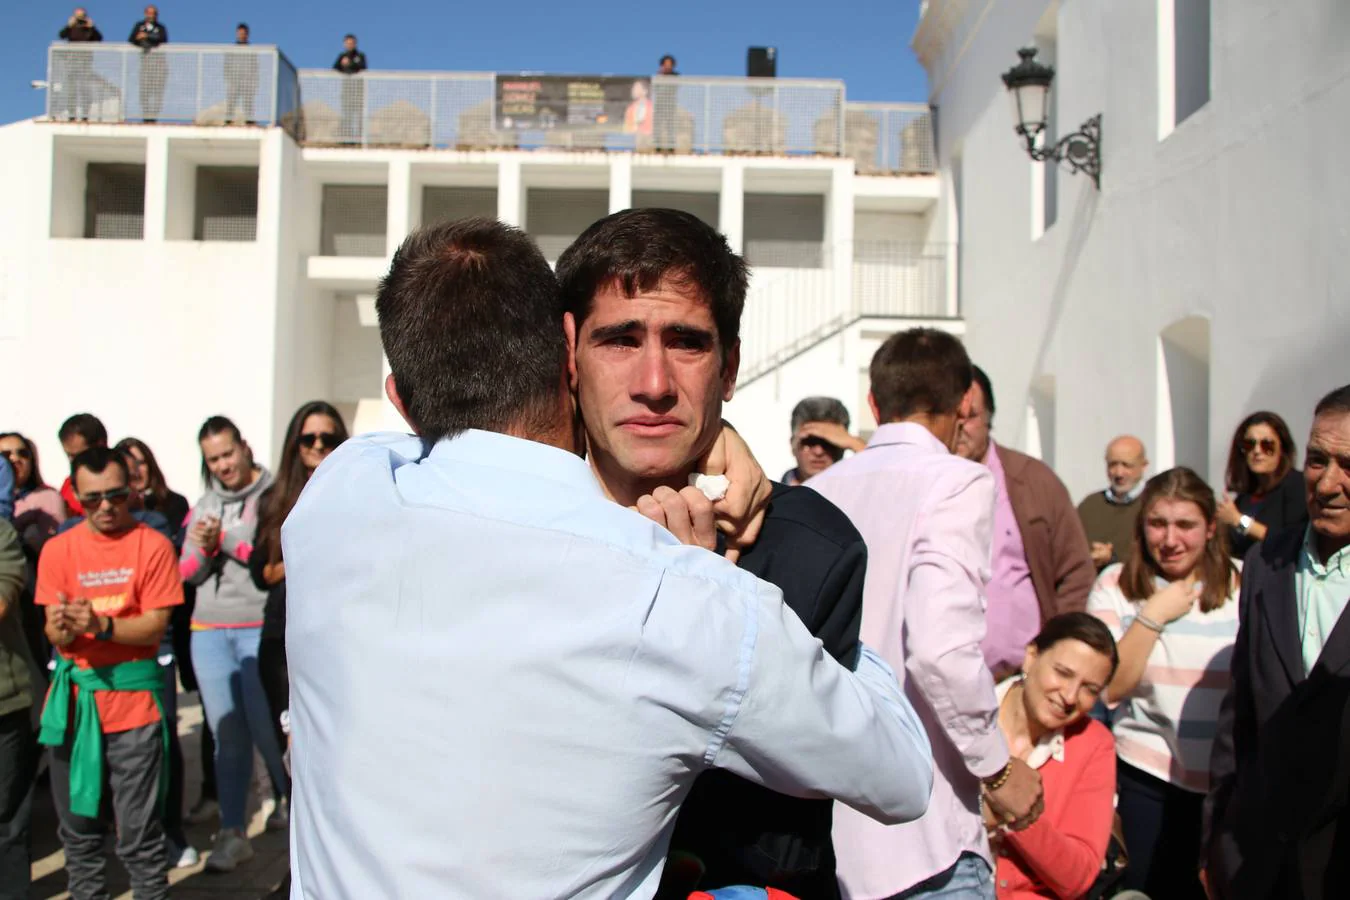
[689,473,731,502]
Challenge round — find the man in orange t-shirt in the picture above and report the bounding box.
[37,447,182,900]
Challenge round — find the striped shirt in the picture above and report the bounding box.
[1088,564,1240,793]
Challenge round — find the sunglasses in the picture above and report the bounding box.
[1,447,31,460]
[298,432,343,450]
[1241,437,1278,456]
[79,488,132,507]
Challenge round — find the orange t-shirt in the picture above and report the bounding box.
[36,522,184,734]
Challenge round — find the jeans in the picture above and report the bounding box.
[1117,761,1206,899]
[889,853,994,900]
[50,721,168,900]
[0,708,38,900]
[191,626,289,831]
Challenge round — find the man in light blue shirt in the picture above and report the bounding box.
[282,218,934,899]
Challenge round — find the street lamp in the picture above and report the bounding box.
[1001,47,1102,189]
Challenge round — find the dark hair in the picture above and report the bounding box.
[58,413,107,448]
[377,218,566,443]
[1315,384,1350,419]
[256,401,349,567]
[791,396,850,434]
[114,437,172,511]
[1224,411,1296,496]
[197,415,252,486]
[1031,612,1120,681]
[1121,467,1237,614]
[70,446,129,488]
[344,33,356,41]
[660,54,676,65]
[971,365,995,418]
[556,208,748,359]
[0,432,45,492]
[868,328,973,423]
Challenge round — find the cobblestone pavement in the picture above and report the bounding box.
[29,691,290,899]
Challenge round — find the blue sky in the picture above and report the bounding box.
[5,0,929,125]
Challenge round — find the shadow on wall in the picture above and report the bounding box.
[1242,326,1350,442]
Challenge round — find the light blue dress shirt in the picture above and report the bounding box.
[1296,525,1350,674]
[282,430,933,899]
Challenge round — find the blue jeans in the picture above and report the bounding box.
[890,853,994,899]
[191,626,289,831]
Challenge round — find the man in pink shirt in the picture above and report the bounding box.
[809,328,1044,899]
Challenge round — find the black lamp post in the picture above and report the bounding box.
[1001,47,1102,189]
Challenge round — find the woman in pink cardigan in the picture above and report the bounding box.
[985,612,1118,899]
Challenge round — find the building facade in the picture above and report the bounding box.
[916,0,1350,499]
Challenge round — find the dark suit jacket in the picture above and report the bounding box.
[661,482,865,900]
[1205,525,1350,899]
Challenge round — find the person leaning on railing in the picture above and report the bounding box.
[58,7,102,121]
[223,23,259,124]
[332,34,367,144]
[128,5,169,122]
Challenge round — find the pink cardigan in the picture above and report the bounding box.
[13,486,68,553]
[995,716,1116,899]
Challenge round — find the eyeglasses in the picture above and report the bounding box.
[1,447,31,460]
[79,488,132,508]
[298,432,343,450]
[1242,438,1278,456]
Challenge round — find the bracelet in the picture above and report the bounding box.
[1134,613,1165,634]
[982,760,1014,792]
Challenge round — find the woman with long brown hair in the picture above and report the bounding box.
[1088,467,1240,899]
[1216,411,1306,559]
[0,431,68,554]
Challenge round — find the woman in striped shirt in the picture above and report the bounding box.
[1088,467,1239,900]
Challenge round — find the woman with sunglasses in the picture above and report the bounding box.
[1088,467,1240,899]
[116,438,190,547]
[1216,412,1307,559]
[0,432,69,554]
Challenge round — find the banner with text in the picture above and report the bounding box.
[494,75,654,134]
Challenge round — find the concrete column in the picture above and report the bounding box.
[143,133,170,242]
[827,162,854,317]
[498,157,523,227]
[387,158,414,257]
[609,156,632,213]
[719,163,744,253]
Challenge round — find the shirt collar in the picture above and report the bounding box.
[423,429,603,498]
[994,677,1066,769]
[1300,524,1350,578]
[865,421,950,455]
[1104,481,1145,505]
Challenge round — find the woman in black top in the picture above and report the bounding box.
[1216,412,1307,559]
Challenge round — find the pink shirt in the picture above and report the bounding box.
[808,423,1009,899]
[981,443,1043,676]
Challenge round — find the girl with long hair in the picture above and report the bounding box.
[1088,467,1240,899]
[1216,411,1306,559]
[0,431,68,554]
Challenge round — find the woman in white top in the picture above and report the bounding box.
[1088,466,1239,900]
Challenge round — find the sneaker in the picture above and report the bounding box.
[167,841,200,869]
[204,829,254,873]
[185,796,219,825]
[265,795,290,832]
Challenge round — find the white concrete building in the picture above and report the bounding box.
[916,0,1350,499]
[2,43,950,493]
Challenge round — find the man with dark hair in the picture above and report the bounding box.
[810,328,1045,900]
[35,447,182,900]
[282,217,933,898]
[223,22,258,124]
[128,5,168,121]
[654,54,679,150]
[784,396,865,485]
[58,413,109,517]
[333,34,368,143]
[955,365,1094,680]
[557,208,870,898]
[1206,383,1350,900]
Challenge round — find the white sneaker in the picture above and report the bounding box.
[204,829,254,873]
[185,796,219,825]
[167,841,200,869]
[265,795,290,832]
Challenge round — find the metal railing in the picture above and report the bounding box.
[45,43,302,138]
[842,103,936,174]
[738,241,951,384]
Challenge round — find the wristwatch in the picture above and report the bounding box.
[94,616,114,642]
[1237,514,1254,536]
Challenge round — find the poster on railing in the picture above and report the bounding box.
[494,74,653,134]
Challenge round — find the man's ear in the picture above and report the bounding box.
[867,391,880,426]
[563,312,579,392]
[722,339,741,402]
[384,373,416,433]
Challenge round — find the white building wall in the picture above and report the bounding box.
[919,0,1350,500]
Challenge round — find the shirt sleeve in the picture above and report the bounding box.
[35,537,69,606]
[1087,568,1128,641]
[179,502,217,585]
[139,534,185,611]
[712,581,934,826]
[904,466,1010,780]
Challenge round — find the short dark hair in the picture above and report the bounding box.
[58,413,107,448]
[790,397,850,435]
[660,54,676,65]
[1315,384,1350,419]
[377,218,566,443]
[70,446,129,488]
[237,22,249,31]
[197,415,250,485]
[1031,612,1120,681]
[556,208,748,358]
[1224,411,1297,496]
[344,33,357,41]
[971,365,995,418]
[869,328,972,423]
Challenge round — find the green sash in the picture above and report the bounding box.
[39,656,169,818]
